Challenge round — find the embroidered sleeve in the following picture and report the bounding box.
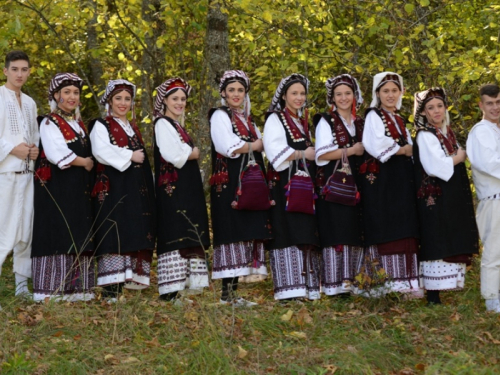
[363,111,401,163]
[41,118,77,169]
[417,131,453,181]
[155,119,192,169]
[210,109,245,159]
[263,113,295,171]
[90,120,133,172]
[315,117,338,166]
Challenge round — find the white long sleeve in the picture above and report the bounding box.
[155,118,192,169]
[0,85,39,172]
[90,120,132,172]
[466,119,500,199]
[416,131,454,181]
[263,113,295,171]
[363,110,401,162]
[40,118,80,169]
[315,117,337,167]
[210,109,245,158]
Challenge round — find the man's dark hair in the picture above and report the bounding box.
[5,50,30,68]
[479,84,500,99]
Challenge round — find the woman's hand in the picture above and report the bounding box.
[188,147,200,160]
[251,139,264,153]
[131,149,145,164]
[453,148,466,165]
[304,147,316,161]
[83,157,94,171]
[350,142,364,156]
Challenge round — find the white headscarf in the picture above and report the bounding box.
[369,72,404,109]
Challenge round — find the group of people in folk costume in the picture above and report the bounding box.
[1,48,499,313]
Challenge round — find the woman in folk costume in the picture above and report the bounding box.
[153,78,210,302]
[209,70,272,307]
[89,79,155,302]
[31,73,95,302]
[413,87,479,305]
[314,74,365,296]
[263,73,321,301]
[361,72,421,296]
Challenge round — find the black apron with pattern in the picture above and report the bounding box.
[413,129,479,261]
[153,116,210,255]
[313,112,364,248]
[361,108,419,246]
[32,114,94,257]
[209,107,272,246]
[266,111,320,251]
[89,117,156,256]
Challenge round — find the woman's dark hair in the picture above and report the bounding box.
[5,50,30,68]
[165,87,185,99]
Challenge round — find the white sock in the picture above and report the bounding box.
[485,299,500,312]
[15,273,30,296]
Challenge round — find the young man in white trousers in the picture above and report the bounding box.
[466,84,500,313]
[0,50,39,309]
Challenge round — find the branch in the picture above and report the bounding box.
[12,0,102,109]
[110,0,155,61]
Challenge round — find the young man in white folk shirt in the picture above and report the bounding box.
[466,84,500,313]
[0,50,39,309]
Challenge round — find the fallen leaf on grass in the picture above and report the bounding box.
[297,307,313,325]
[73,334,81,341]
[324,364,338,374]
[17,312,36,326]
[281,310,293,322]
[52,331,63,337]
[415,363,426,371]
[145,337,160,347]
[237,345,248,359]
[122,357,140,364]
[104,354,119,365]
[184,311,199,322]
[483,331,500,344]
[288,331,307,339]
[398,369,414,375]
[476,335,486,344]
[34,313,44,322]
[450,312,460,322]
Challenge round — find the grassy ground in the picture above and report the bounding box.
[1,255,500,375]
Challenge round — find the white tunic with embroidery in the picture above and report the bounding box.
[90,118,134,172]
[263,113,307,172]
[315,116,356,166]
[40,118,85,169]
[155,118,192,168]
[363,110,412,163]
[0,85,39,172]
[210,109,262,159]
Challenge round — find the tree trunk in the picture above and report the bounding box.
[85,0,105,118]
[141,0,166,146]
[197,2,230,189]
